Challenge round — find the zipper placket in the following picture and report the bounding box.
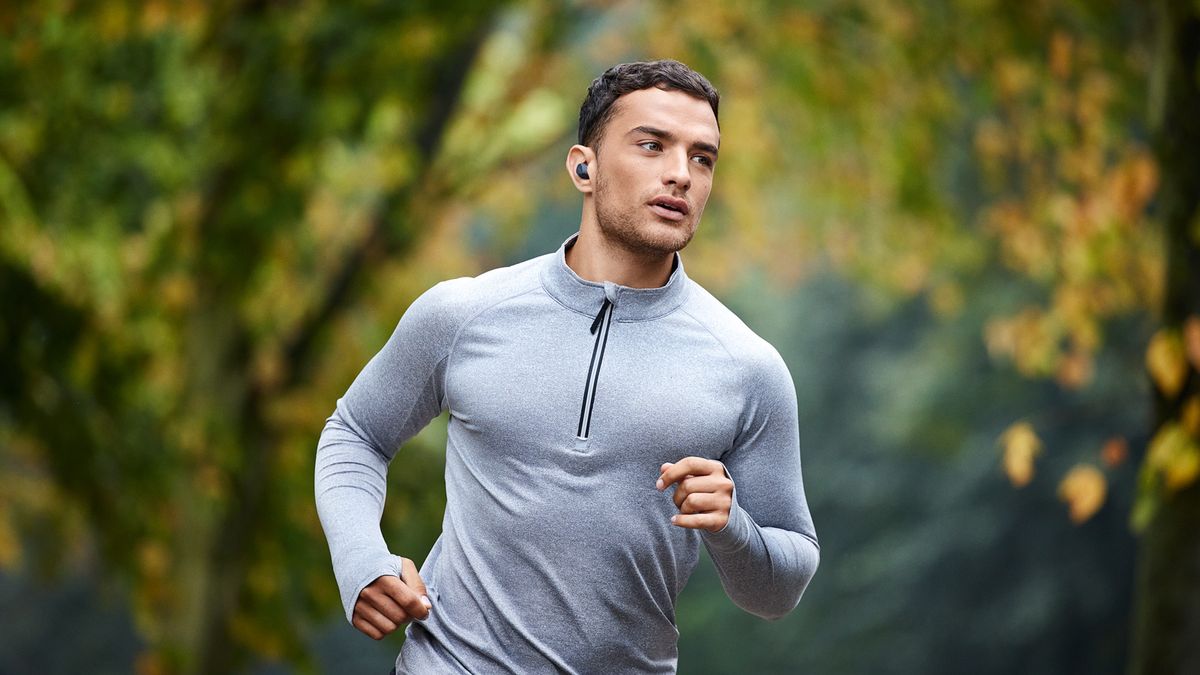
[576,293,615,440]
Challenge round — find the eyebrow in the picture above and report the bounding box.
[627,125,719,160]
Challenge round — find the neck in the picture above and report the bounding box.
[565,215,676,289]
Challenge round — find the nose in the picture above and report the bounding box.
[662,149,691,192]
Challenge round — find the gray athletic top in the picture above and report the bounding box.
[315,231,819,673]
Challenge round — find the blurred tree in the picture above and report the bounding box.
[3,0,1198,672]
[0,1,582,671]
[609,0,1194,670]
[1129,1,1200,673]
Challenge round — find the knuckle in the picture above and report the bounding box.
[354,620,379,640]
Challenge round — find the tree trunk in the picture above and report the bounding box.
[1129,1,1200,674]
[188,17,497,674]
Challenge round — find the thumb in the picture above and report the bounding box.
[398,556,432,610]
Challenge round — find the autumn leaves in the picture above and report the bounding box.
[1137,318,1200,528]
[998,420,1116,525]
[998,316,1200,527]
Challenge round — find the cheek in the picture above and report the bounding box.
[600,166,637,197]
[692,179,713,207]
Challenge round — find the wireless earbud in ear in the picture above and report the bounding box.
[575,162,590,180]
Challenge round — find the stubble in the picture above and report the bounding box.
[593,169,696,259]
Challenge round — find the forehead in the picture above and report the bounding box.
[605,87,720,147]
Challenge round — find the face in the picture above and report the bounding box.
[588,87,720,257]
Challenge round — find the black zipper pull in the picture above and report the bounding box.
[590,297,611,334]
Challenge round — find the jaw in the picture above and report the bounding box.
[583,186,706,257]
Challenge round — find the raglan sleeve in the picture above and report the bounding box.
[699,343,820,620]
[314,280,459,624]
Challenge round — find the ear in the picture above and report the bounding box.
[566,144,596,194]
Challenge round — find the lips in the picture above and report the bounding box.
[647,195,690,222]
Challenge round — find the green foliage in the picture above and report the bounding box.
[0,1,563,671]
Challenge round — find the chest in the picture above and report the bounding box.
[443,305,745,469]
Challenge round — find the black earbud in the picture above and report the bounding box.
[575,162,589,180]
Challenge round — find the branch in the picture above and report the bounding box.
[273,17,496,394]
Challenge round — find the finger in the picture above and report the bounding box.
[354,601,399,637]
[678,491,729,515]
[671,475,730,509]
[657,457,722,490]
[400,557,430,601]
[400,557,432,619]
[377,573,430,621]
[352,615,384,640]
[361,582,410,624]
[671,511,728,532]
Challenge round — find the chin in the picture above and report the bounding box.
[638,221,695,253]
[595,204,698,256]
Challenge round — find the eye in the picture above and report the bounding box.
[692,155,714,167]
[638,141,662,152]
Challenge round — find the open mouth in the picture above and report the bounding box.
[648,197,688,221]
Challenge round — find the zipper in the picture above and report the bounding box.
[576,295,614,440]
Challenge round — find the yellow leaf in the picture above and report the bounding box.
[1000,421,1041,487]
[1049,31,1073,80]
[1164,448,1200,491]
[1058,464,1107,524]
[1146,423,1200,492]
[1147,423,1189,470]
[1184,316,1200,371]
[1146,329,1188,397]
[137,540,170,580]
[1182,396,1200,437]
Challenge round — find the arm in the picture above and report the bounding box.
[698,347,820,620]
[314,281,457,624]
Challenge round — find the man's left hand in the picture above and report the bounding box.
[656,457,733,532]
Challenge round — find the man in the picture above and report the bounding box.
[315,59,819,674]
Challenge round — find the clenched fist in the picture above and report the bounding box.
[352,556,432,640]
[656,457,734,532]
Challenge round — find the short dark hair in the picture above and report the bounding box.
[577,59,720,150]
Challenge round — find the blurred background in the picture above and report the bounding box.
[2,0,1198,673]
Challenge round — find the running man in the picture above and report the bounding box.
[315,59,820,674]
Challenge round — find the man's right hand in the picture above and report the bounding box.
[352,556,432,640]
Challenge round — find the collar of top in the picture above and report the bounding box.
[540,231,690,322]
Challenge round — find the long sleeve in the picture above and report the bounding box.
[700,344,820,620]
[314,280,458,623]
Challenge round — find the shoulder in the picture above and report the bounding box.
[404,252,549,335]
[679,279,790,382]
